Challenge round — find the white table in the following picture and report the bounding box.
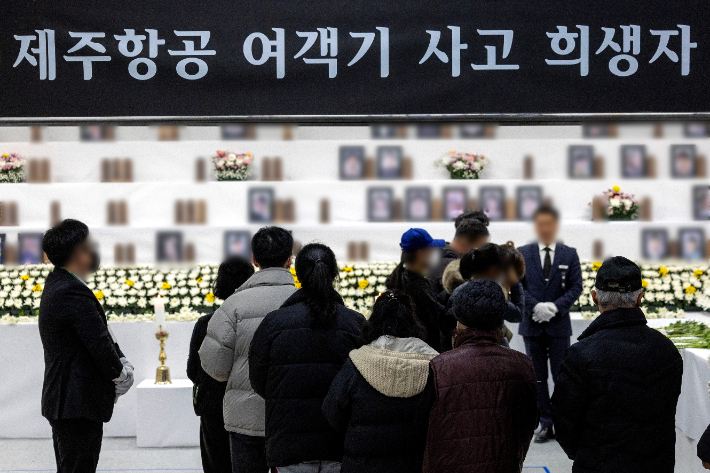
[136,379,200,448]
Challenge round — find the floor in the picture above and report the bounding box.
[0,437,572,473]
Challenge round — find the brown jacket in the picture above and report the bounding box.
[423,329,538,473]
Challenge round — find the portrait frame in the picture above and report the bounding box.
[248,187,275,223]
[692,185,710,220]
[416,124,442,138]
[223,231,252,260]
[621,145,647,179]
[684,123,709,138]
[18,232,43,265]
[405,187,432,222]
[442,187,468,222]
[221,124,251,140]
[0,234,5,265]
[80,125,107,142]
[641,229,669,261]
[582,123,612,138]
[376,146,403,179]
[479,186,506,222]
[679,228,706,260]
[339,146,366,180]
[459,124,486,138]
[156,231,183,263]
[516,186,543,221]
[671,144,697,178]
[568,145,595,179]
[371,125,397,139]
[367,187,394,222]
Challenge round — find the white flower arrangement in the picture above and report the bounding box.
[0,261,705,323]
[0,153,26,183]
[436,150,488,179]
[212,150,253,181]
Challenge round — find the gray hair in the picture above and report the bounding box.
[595,288,644,311]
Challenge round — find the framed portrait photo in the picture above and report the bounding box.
[479,187,506,222]
[568,145,595,179]
[405,187,432,222]
[224,231,251,260]
[671,144,697,178]
[641,229,669,261]
[0,234,5,265]
[376,146,403,179]
[693,185,710,220]
[684,123,709,138]
[80,125,107,141]
[460,124,486,138]
[18,233,43,265]
[442,187,468,221]
[371,125,397,139]
[248,188,275,223]
[416,124,442,138]
[221,124,251,140]
[621,145,647,179]
[156,232,183,263]
[582,123,612,138]
[516,186,543,221]
[679,228,706,260]
[339,146,366,180]
[367,187,394,222]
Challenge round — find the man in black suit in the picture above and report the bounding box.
[518,206,583,443]
[39,219,134,473]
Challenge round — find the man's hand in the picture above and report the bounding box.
[114,358,135,402]
[533,303,557,323]
[702,461,710,470]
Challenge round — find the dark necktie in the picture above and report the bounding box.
[543,247,552,280]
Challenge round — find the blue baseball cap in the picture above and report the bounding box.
[400,228,445,252]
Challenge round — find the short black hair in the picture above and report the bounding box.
[42,219,89,267]
[459,243,501,280]
[213,256,255,300]
[251,226,294,269]
[363,289,427,344]
[455,210,489,228]
[454,220,489,243]
[534,204,559,221]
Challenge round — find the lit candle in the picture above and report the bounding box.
[153,295,166,331]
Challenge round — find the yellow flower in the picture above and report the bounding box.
[290,267,297,275]
[686,286,697,294]
[161,282,172,290]
[592,262,602,271]
[694,269,704,278]
[205,292,215,303]
[196,276,203,283]
[343,267,354,273]
[20,275,30,281]
[94,291,104,300]
[641,279,648,288]
[658,267,669,277]
[358,280,369,289]
[32,284,42,292]
[125,279,135,287]
[612,186,621,193]
[2,154,7,158]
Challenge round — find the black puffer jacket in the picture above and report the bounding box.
[249,290,365,468]
[187,312,227,417]
[552,307,683,473]
[322,336,438,473]
[386,269,444,352]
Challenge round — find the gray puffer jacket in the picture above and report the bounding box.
[199,267,296,435]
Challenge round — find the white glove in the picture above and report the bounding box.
[114,359,135,401]
[532,303,557,323]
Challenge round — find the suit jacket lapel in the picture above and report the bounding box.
[546,244,563,287]
[529,244,544,282]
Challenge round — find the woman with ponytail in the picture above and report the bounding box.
[323,290,437,473]
[249,243,365,473]
[385,228,446,351]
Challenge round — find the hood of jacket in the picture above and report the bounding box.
[442,259,465,295]
[349,335,438,398]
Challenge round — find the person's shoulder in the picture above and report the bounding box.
[558,243,579,258]
[517,243,536,255]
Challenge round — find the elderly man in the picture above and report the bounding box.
[552,256,683,473]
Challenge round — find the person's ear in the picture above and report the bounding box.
[591,289,599,307]
[252,257,260,269]
[636,291,645,307]
[283,255,293,269]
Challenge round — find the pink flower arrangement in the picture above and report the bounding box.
[0,153,26,183]
[211,150,253,181]
[436,150,489,179]
[589,186,639,220]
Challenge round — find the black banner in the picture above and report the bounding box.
[2,0,709,122]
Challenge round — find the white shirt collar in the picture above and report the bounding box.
[538,242,557,253]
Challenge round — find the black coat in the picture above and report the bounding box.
[249,290,365,468]
[387,269,444,352]
[38,267,125,423]
[187,312,228,417]
[429,245,460,297]
[322,359,436,473]
[698,424,710,464]
[552,307,683,473]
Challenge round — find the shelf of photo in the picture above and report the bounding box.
[0,261,706,323]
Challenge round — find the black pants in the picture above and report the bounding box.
[523,333,570,428]
[50,418,103,473]
[200,414,232,473]
[230,432,268,473]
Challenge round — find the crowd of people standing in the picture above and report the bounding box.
[36,211,689,473]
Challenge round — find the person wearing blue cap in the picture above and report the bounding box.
[385,228,446,351]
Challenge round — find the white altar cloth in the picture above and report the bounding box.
[136,379,199,447]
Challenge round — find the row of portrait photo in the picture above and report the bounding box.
[569,144,706,179]
[367,186,547,223]
[339,145,411,180]
[642,228,707,261]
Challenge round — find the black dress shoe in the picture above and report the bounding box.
[534,426,555,443]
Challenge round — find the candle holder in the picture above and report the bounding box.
[155,327,172,385]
